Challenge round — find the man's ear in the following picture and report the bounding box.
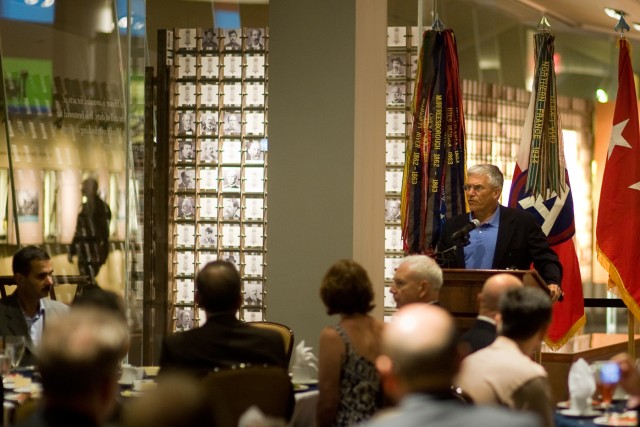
[418,281,430,298]
[14,273,24,286]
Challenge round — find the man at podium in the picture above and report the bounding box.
[438,164,563,302]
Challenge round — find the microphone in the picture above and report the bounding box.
[451,219,481,241]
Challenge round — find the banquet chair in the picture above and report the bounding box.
[451,385,474,404]
[202,365,294,427]
[0,275,89,304]
[247,321,295,363]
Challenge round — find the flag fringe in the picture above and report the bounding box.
[544,314,586,351]
[596,244,640,321]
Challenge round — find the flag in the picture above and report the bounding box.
[401,29,466,254]
[508,27,585,349]
[596,38,640,319]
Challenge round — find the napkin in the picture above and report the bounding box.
[568,358,596,413]
[238,406,286,427]
[290,340,318,382]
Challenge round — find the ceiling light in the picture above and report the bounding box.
[596,89,609,103]
[633,22,640,32]
[604,8,625,20]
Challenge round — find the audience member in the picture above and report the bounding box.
[459,273,523,354]
[122,373,212,427]
[390,255,442,308]
[15,307,129,427]
[317,260,384,427]
[159,260,286,377]
[0,246,69,366]
[363,304,540,427]
[73,285,126,321]
[456,287,553,427]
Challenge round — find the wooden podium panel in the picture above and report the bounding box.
[439,269,549,330]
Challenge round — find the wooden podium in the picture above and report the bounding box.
[439,269,549,330]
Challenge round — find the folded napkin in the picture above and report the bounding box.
[569,358,596,413]
[290,340,318,382]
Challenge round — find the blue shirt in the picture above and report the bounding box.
[23,300,45,347]
[464,208,500,269]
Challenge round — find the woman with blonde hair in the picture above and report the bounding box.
[317,259,384,427]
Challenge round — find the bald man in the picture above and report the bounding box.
[459,273,523,354]
[364,304,540,427]
[390,255,443,308]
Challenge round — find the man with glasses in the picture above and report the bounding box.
[437,164,562,302]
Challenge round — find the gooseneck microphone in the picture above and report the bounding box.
[451,219,481,241]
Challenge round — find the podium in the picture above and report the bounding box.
[439,269,549,330]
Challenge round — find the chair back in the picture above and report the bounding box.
[247,321,294,363]
[0,275,89,304]
[202,365,294,427]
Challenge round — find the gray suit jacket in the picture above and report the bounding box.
[0,294,69,366]
[363,393,541,427]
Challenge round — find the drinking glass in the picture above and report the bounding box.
[5,336,26,371]
[592,361,621,420]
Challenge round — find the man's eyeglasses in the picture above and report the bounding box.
[463,184,486,192]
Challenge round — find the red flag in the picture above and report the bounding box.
[508,29,585,349]
[596,38,640,318]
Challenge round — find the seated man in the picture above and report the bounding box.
[159,260,287,377]
[456,287,553,427]
[16,307,129,427]
[459,273,523,354]
[390,255,443,308]
[363,304,539,427]
[0,246,69,366]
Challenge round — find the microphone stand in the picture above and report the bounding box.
[434,234,471,268]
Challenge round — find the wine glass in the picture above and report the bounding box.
[5,336,26,371]
[592,361,621,420]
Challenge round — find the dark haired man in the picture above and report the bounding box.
[224,29,241,50]
[159,261,286,377]
[0,246,69,366]
[456,286,553,427]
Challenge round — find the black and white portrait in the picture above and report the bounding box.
[199,223,217,248]
[245,139,265,162]
[176,168,196,191]
[386,55,406,78]
[243,224,264,248]
[222,197,240,220]
[199,196,217,219]
[245,55,265,79]
[245,28,265,50]
[223,54,242,79]
[176,279,194,304]
[199,140,218,164]
[244,168,264,193]
[177,83,196,107]
[176,28,197,51]
[243,309,263,322]
[175,251,195,276]
[243,282,263,305]
[223,82,242,107]
[245,83,265,107]
[221,139,242,164]
[199,55,219,79]
[221,224,241,248]
[199,83,219,107]
[177,55,197,79]
[223,29,242,50]
[199,111,218,135]
[177,140,195,162]
[198,167,218,191]
[177,196,195,219]
[176,223,195,247]
[221,251,240,270]
[175,307,194,332]
[244,198,264,221]
[222,167,241,191]
[385,199,401,222]
[201,27,218,51]
[223,112,241,135]
[386,83,406,106]
[386,111,406,136]
[384,256,403,281]
[177,111,197,136]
